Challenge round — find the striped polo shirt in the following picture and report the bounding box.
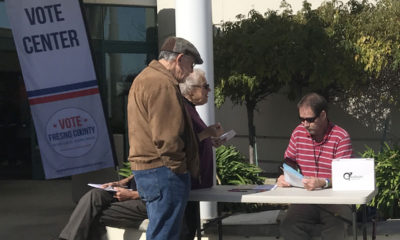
[284,122,353,179]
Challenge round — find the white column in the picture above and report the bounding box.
[176,0,217,220]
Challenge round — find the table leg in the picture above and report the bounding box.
[196,201,201,240]
[372,218,376,240]
[197,202,231,240]
[217,217,222,240]
[352,205,358,240]
[362,205,367,240]
[217,204,223,240]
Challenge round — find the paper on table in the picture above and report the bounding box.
[219,130,236,141]
[88,183,116,192]
[282,163,304,188]
[253,184,276,191]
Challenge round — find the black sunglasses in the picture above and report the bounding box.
[299,116,318,123]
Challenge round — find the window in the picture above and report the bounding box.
[83,4,158,135]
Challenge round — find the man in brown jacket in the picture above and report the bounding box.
[127,37,202,240]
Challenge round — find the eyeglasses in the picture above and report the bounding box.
[299,116,319,123]
[193,84,210,90]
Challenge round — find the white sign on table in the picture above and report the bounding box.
[332,158,375,191]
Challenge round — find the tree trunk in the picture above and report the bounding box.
[246,104,256,164]
[248,144,255,165]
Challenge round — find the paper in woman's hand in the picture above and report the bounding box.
[282,163,304,188]
[219,130,236,141]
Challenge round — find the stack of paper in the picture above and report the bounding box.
[282,163,304,188]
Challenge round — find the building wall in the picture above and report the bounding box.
[216,96,384,174]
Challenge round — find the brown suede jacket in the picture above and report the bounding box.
[127,60,199,178]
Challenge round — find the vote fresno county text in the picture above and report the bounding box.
[48,116,95,142]
[48,127,95,142]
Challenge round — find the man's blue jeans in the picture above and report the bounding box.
[132,166,191,240]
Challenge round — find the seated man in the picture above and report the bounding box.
[277,93,353,240]
[58,175,147,240]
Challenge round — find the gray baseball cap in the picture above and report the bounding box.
[160,36,203,64]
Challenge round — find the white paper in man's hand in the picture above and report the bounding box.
[282,163,304,188]
[88,183,116,192]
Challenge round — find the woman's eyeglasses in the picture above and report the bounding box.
[193,84,210,90]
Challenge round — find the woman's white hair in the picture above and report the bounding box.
[179,68,206,96]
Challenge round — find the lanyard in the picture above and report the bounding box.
[312,142,323,177]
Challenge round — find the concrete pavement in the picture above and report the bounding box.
[0,179,75,240]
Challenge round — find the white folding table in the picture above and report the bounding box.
[189,185,377,240]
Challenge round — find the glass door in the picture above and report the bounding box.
[84,4,158,162]
[0,1,34,178]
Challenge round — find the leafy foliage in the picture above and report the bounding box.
[118,161,132,178]
[216,145,265,185]
[321,0,400,131]
[214,0,400,155]
[118,145,266,186]
[361,143,400,219]
[214,5,362,162]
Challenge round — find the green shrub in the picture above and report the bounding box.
[119,145,266,185]
[216,145,265,185]
[118,161,132,178]
[361,143,400,219]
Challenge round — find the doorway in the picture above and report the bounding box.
[0,71,33,179]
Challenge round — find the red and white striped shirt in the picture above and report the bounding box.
[284,122,353,179]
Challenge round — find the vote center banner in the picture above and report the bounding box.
[5,0,115,178]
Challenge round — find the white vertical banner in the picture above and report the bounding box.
[5,0,115,179]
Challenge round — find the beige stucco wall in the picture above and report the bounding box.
[215,94,384,174]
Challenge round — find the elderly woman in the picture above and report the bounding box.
[179,69,224,239]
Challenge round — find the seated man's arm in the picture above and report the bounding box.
[276,174,291,187]
[302,177,327,191]
[113,187,140,201]
[102,175,134,188]
[279,131,299,188]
